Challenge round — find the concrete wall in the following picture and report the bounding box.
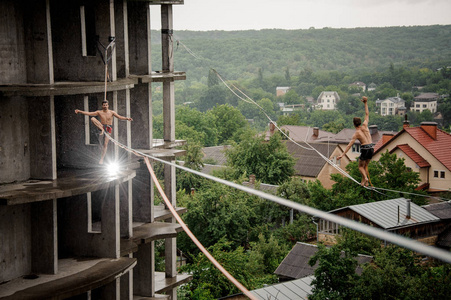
[0,0,27,84]
[0,205,32,283]
[51,1,107,81]
[0,97,30,183]
[58,188,120,259]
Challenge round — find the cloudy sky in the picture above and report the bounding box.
[150,0,451,31]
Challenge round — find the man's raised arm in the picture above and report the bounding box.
[362,96,369,125]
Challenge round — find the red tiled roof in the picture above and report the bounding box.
[405,127,451,171]
[390,144,431,168]
[375,126,451,172]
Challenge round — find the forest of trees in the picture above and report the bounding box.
[148,25,451,299]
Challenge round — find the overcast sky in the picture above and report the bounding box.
[150,0,451,31]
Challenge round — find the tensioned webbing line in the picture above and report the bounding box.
[178,40,450,202]
[99,128,451,264]
[143,157,257,300]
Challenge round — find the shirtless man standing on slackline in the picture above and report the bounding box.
[337,96,374,186]
[75,100,133,164]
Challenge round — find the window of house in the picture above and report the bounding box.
[352,144,360,153]
[423,104,427,108]
[416,104,420,108]
[434,170,439,178]
[440,171,445,179]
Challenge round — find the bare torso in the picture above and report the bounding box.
[96,109,115,125]
[354,124,372,145]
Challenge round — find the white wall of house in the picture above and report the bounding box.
[412,100,437,113]
[377,97,405,116]
[317,91,339,110]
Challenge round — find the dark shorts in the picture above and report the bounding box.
[103,125,113,134]
[359,144,374,161]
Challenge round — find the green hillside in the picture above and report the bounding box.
[151,25,451,84]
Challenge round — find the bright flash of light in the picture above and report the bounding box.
[106,162,120,176]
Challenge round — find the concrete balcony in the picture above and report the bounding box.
[0,257,136,299]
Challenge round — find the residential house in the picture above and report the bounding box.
[367,83,377,91]
[219,276,314,300]
[316,91,340,110]
[277,86,291,97]
[412,93,439,113]
[266,124,336,143]
[317,198,443,246]
[373,122,451,192]
[349,81,366,91]
[274,242,372,281]
[375,96,406,116]
[222,242,372,300]
[423,202,451,249]
[285,141,341,189]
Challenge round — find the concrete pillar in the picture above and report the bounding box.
[121,253,134,300]
[31,199,58,274]
[161,4,175,142]
[133,242,155,296]
[120,181,133,239]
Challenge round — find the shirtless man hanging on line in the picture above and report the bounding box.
[75,100,133,164]
[337,96,374,186]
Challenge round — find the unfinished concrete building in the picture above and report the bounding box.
[0,0,190,299]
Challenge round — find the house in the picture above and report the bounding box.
[317,198,443,246]
[275,242,372,281]
[283,141,341,189]
[423,202,451,249]
[373,122,451,193]
[219,276,314,300]
[349,81,366,91]
[412,93,439,113]
[316,91,340,110]
[367,83,377,91]
[0,0,189,299]
[277,86,291,97]
[375,95,406,116]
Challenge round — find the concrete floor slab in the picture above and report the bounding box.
[0,257,136,299]
[0,169,136,205]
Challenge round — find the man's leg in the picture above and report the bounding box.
[99,136,109,164]
[358,159,368,186]
[365,160,372,186]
